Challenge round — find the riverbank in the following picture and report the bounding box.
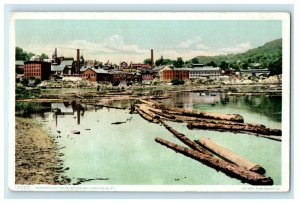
[15,117,68,184]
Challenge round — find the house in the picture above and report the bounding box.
[82,67,111,82]
[24,61,51,81]
[188,66,220,79]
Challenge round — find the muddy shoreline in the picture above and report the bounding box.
[15,117,70,185]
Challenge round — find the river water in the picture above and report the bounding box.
[32,92,282,186]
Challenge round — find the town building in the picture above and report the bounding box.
[15,60,24,74]
[51,58,75,77]
[82,68,110,82]
[239,69,270,77]
[141,70,154,84]
[126,63,151,72]
[188,66,221,79]
[24,61,51,80]
[119,62,129,69]
[159,65,189,81]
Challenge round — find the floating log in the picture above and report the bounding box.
[159,120,213,156]
[136,105,159,124]
[139,99,244,123]
[197,137,266,174]
[187,121,281,136]
[155,137,273,185]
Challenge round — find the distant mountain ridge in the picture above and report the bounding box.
[190,38,282,75]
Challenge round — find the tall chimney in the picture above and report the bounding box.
[77,49,80,74]
[151,49,154,68]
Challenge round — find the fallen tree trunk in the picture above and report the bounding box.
[197,137,266,174]
[187,121,281,136]
[139,99,244,123]
[155,137,273,185]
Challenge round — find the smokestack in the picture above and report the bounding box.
[77,49,80,74]
[151,49,154,68]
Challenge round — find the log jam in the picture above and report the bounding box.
[139,99,244,123]
[155,137,273,185]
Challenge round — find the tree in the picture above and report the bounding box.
[268,57,282,75]
[15,47,35,61]
[16,47,24,60]
[173,57,184,68]
[171,78,185,85]
[191,57,201,64]
[220,61,229,70]
[80,55,85,67]
[143,59,152,65]
[40,53,49,61]
[206,61,217,67]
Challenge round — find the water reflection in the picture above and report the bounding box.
[162,93,282,122]
[52,101,86,126]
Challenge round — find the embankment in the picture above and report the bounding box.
[15,117,68,184]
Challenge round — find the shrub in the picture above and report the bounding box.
[171,78,185,85]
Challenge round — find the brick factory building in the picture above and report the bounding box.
[24,61,51,81]
[159,65,189,81]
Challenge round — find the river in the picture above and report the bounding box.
[30,92,281,186]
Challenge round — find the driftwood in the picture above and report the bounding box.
[197,137,266,174]
[139,99,244,122]
[155,137,273,185]
[187,121,282,137]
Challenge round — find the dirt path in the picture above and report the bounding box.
[15,117,67,184]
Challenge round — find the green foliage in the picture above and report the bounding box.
[40,53,49,61]
[171,78,185,85]
[268,57,282,75]
[20,78,29,86]
[143,59,152,65]
[155,58,172,66]
[15,85,39,99]
[189,38,282,74]
[173,57,184,68]
[205,61,218,67]
[15,47,35,61]
[34,78,41,85]
[80,55,85,67]
[191,57,201,64]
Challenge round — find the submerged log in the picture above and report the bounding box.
[197,137,266,174]
[155,137,273,185]
[139,99,244,123]
[187,121,282,136]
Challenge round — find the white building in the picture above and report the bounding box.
[188,66,220,79]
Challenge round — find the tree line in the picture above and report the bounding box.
[16,47,49,61]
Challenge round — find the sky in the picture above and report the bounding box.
[15,20,282,64]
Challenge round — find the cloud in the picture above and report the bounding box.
[177,36,204,49]
[217,42,252,54]
[56,35,148,55]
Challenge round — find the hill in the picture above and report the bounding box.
[190,38,282,75]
